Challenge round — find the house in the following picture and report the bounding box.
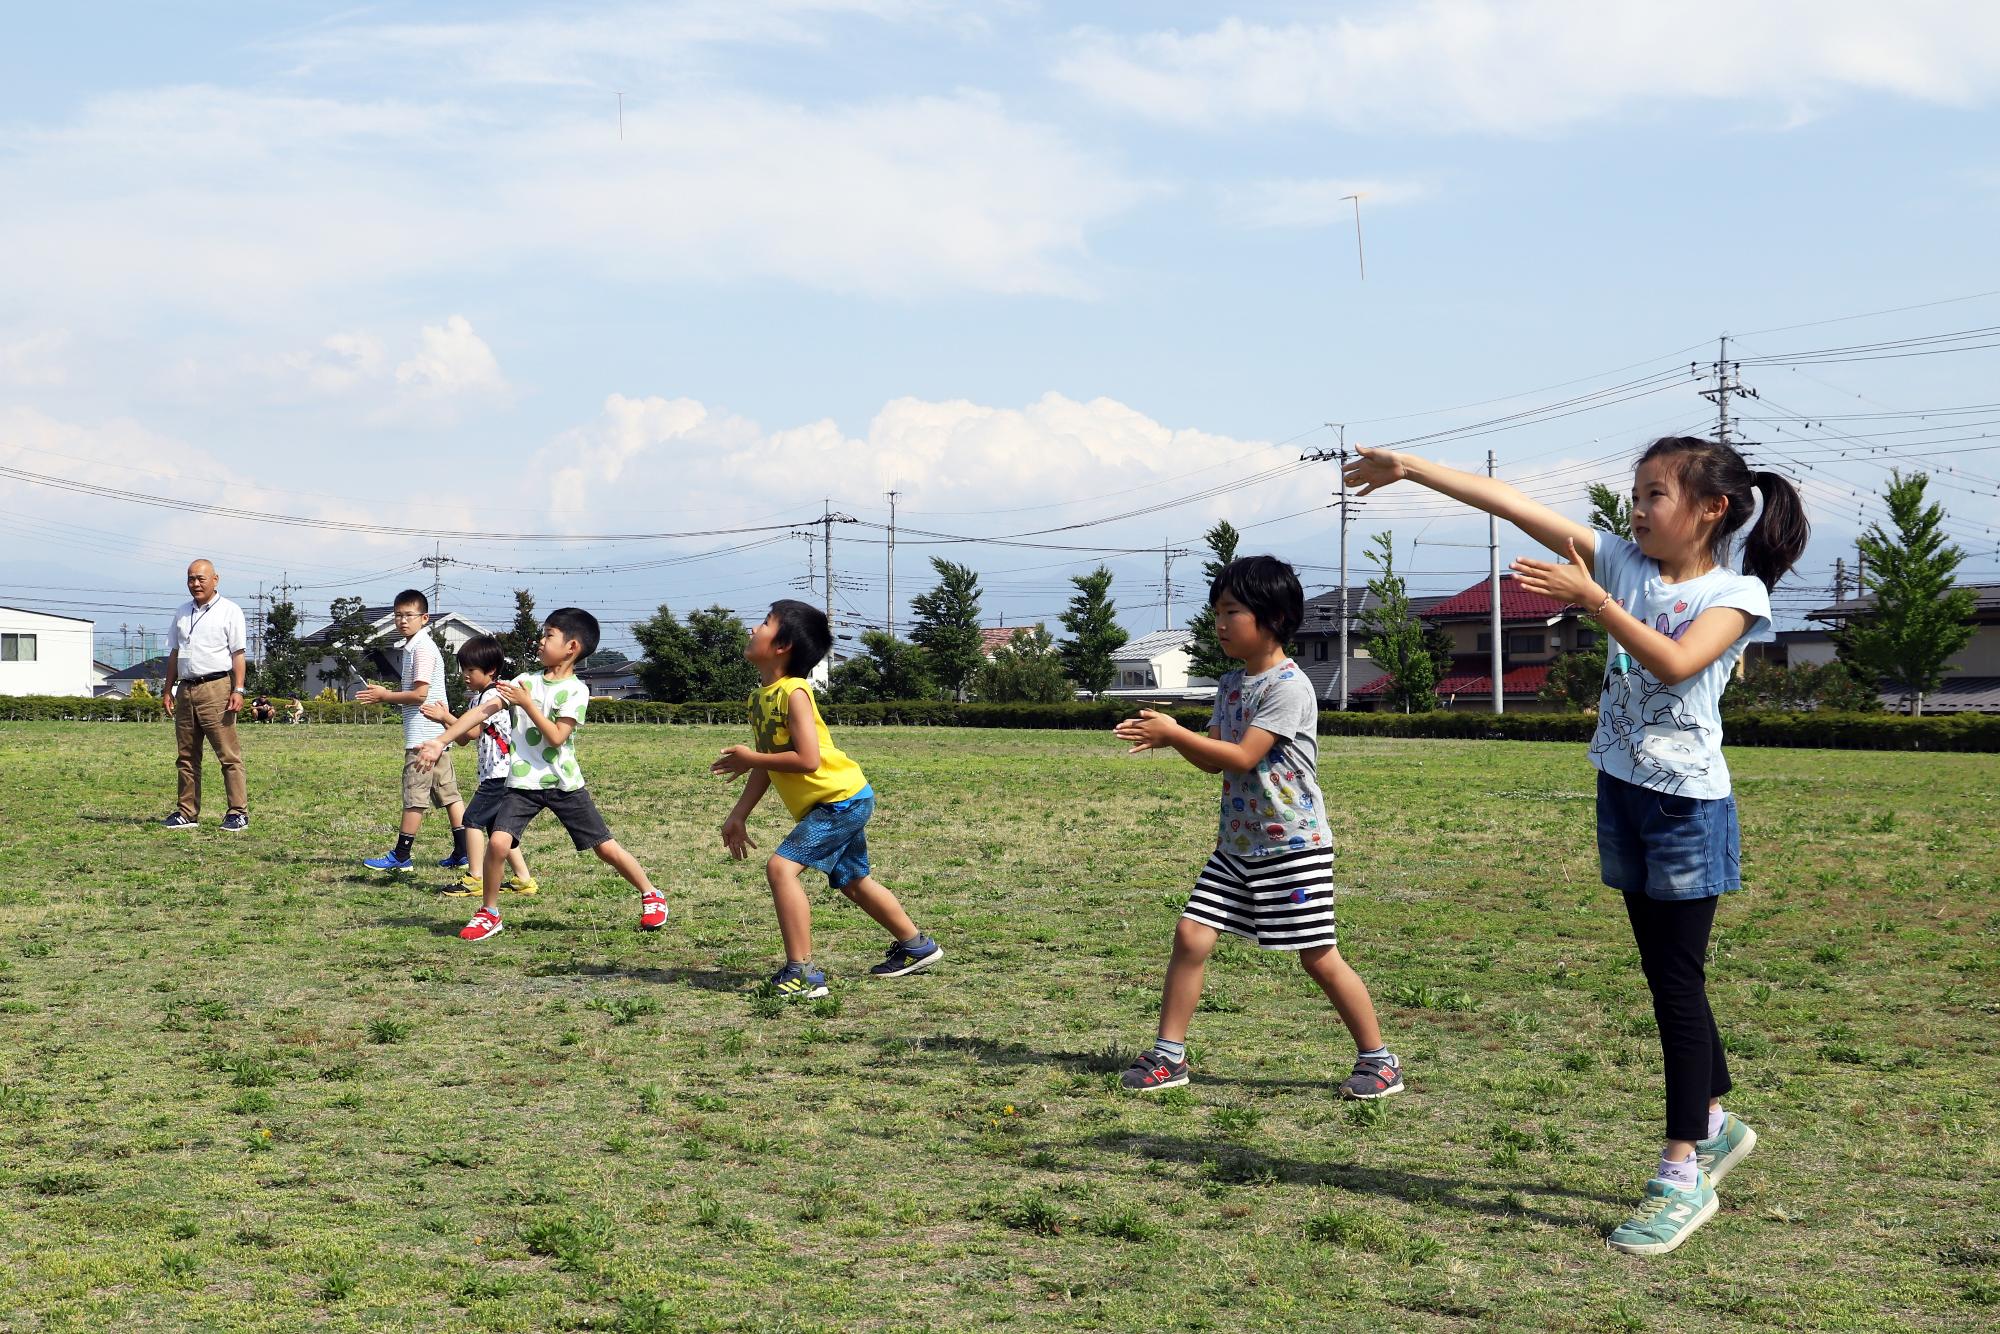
[1804,583,2000,714]
[297,607,492,699]
[0,605,95,697]
[1103,629,1217,702]
[1348,574,1593,712]
[90,660,117,696]
[1293,587,1450,705]
[100,655,172,698]
[979,625,1024,658]
[577,659,647,701]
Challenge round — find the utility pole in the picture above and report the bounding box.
[1489,449,1503,715]
[1700,334,1760,448]
[1303,426,1358,709]
[1833,557,1848,603]
[886,490,899,641]
[822,499,833,624]
[420,543,446,614]
[1162,541,1175,631]
[1340,193,1365,280]
[253,581,265,666]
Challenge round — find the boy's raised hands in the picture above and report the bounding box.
[420,700,451,723]
[412,738,445,773]
[711,745,757,776]
[1114,708,1182,755]
[493,680,530,709]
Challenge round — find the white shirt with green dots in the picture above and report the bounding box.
[503,671,589,792]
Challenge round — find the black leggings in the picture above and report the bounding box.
[1623,891,1732,1144]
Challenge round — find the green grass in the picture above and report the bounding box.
[1,722,1996,1331]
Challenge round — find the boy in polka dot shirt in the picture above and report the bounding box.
[415,608,668,942]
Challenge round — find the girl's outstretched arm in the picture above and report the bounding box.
[1344,446,1600,570]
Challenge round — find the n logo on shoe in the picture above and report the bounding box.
[1666,1205,1693,1223]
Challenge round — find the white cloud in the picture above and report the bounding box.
[1219,178,1430,230]
[394,317,508,398]
[1054,2,2000,133]
[0,83,1144,321]
[0,330,71,387]
[533,389,1307,540]
[286,333,386,396]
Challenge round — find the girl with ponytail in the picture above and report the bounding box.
[1343,435,1808,1258]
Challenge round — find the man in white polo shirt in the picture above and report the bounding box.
[162,558,250,831]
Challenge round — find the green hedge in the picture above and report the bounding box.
[4,695,1995,750]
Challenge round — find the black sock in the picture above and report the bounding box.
[451,826,468,859]
[393,832,415,860]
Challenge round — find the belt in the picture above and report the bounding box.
[178,671,232,689]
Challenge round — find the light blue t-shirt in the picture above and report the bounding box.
[1588,532,1773,800]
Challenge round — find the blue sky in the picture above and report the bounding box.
[3,1,1999,660]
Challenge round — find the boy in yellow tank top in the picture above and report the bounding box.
[713,600,943,999]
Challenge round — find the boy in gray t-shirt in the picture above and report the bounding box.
[1114,556,1402,1102]
[356,590,467,874]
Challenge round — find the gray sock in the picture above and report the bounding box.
[1357,1045,1394,1065]
[1152,1036,1187,1064]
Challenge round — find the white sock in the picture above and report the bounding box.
[1656,1152,1698,1189]
[1706,1106,1727,1139]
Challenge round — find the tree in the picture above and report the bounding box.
[1421,623,1456,682]
[1722,660,1882,713]
[1587,482,1633,539]
[323,596,379,695]
[252,597,307,697]
[1541,637,1607,709]
[503,589,540,672]
[1184,519,1241,680]
[978,625,1071,703]
[1833,471,1977,715]
[1059,566,1128,696]
[1360,534,1438,713]
[632,604,759,702]
[584,649,630,669]
[910,559,985,701]
[827,631,935,703]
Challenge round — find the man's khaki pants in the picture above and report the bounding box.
[175,676,247,818]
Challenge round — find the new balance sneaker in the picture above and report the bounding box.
[1607,1172,1718,1257]
[436,851,470,870]
[869,935,943,978]
[220,812,249,833]
[162,813,197,830]
[1694,1113,1759,1186]
[769,962,828,1000]
[363,851,414,873]
[504,874,539,896]
[1120,1050,1191,1092]
[1339,1053,1405,1101]
[459,908,503,942]
[638,891,669,931]
[440,875,482,897]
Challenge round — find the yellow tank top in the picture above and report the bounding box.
[747,677,867,820]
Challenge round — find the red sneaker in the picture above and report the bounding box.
[459,908,503,942]
[638,891,669,932]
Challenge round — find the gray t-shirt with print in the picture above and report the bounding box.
[1210,659,1330,859]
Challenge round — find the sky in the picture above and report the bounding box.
[4,0,1999,665]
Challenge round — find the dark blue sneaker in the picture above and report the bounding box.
[161,813,197,830]
[436,852,470,869]
[1121,1050,1190,1092]
[770,962,828,1000]
[363,851,414,873]
[869,936,943,978]
[220,813,249,833]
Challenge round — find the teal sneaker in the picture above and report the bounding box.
[1694,1113,1758,1185]
[1607,1172,1717,1257]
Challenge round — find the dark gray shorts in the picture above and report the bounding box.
[491,786,612,851]
[463,778,511,833]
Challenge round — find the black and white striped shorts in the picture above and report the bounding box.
[1182,846,1338,951]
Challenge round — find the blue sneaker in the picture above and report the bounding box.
[1694,1113,1758,1186]
[1607,1171,1718,1256]
[363,851,414,873]
[220,812,249,833]
[436,852,470,869]
[770,962,828,1000]
[869,935,943,978]
[161,812,197,830]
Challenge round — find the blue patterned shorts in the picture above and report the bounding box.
[775,785,874,888]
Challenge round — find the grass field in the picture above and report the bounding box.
[0,722,1995,1332]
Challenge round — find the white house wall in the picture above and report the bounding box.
[0,610,94,697]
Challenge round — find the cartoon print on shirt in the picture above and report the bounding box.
[1590,626,1711,796]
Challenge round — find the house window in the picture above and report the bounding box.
[1476,632,1490,653]
[1506,632,1545,654]
[1313,641,1328,661]
[1,633,36,662]
[1576,628,1599,649]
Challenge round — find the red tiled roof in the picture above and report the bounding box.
[1353,663,1552,697]
[1422,575,1576,622]
[980,625,1029,655]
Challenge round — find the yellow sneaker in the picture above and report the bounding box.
[505,875,539,896]
[440,874,482,897]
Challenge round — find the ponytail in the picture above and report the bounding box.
[1743,470,1810,591]
[1635,436,1813,589]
